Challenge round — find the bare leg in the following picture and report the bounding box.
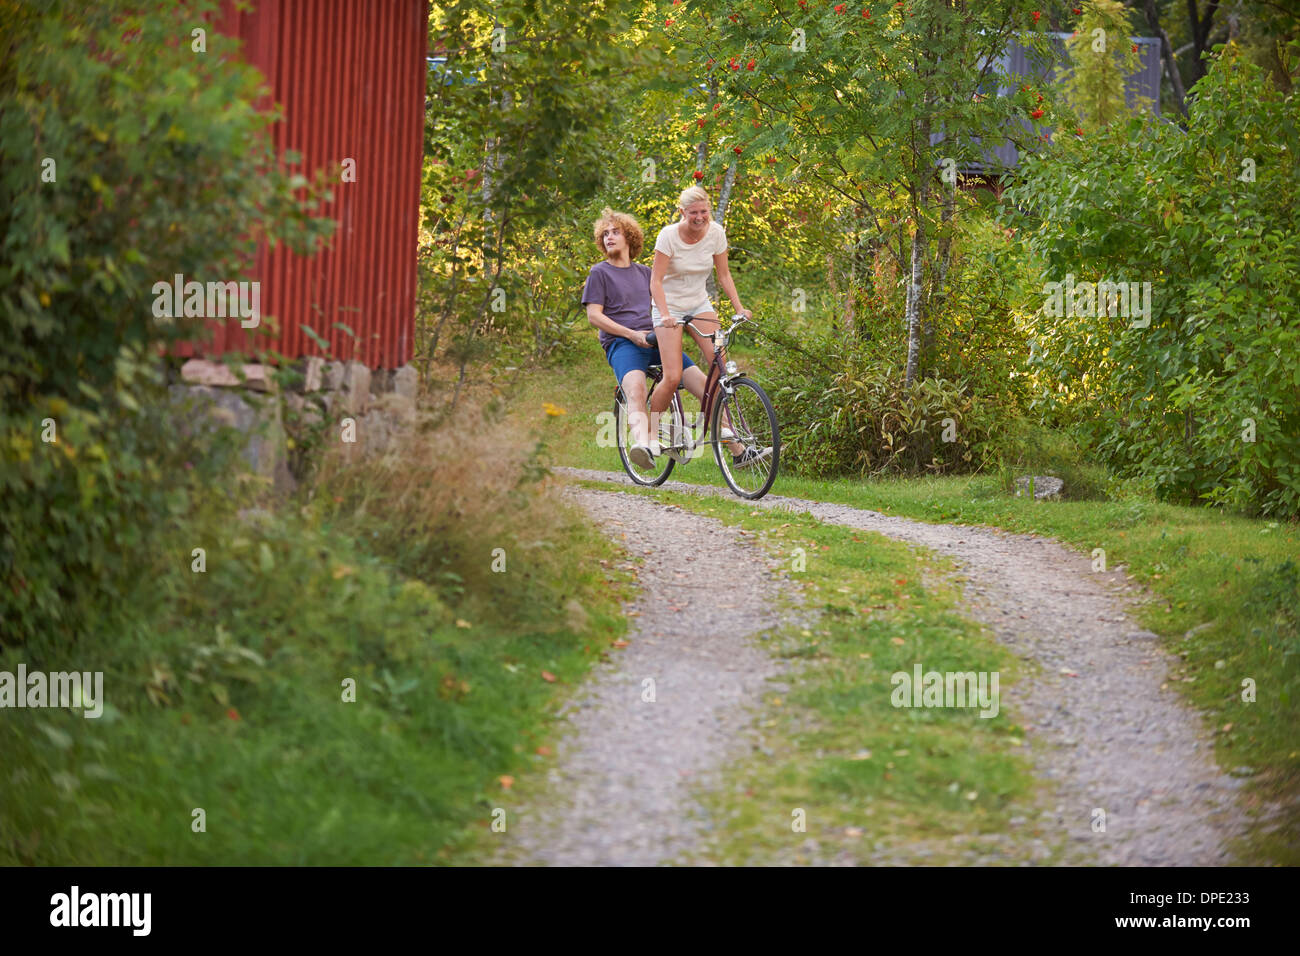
[684,314,743,455]
[620,369,651,448]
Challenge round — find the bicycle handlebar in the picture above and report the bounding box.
[642,314,747,350]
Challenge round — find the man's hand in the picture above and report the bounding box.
[628,329,650,348]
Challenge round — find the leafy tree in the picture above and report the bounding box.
[1064,0,1148,129]
[670,0,1053,385]
[1004,43,1300,515]
[423,0,664,399]
[0,0,332,643]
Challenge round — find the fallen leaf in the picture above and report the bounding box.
[612,640,629,648]
[498,775,514,789]
[535,746,552,756]
[541,670,557,682]
[456,619,472,629]
[890,637,905,646]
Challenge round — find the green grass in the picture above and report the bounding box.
[0,486,629,865]
[516,339,1300,864]
[577,483,1045,865]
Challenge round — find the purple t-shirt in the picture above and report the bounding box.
[582,260,653,352]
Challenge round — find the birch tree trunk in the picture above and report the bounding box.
[707,157,738,301]
[904,178,928,388]
[923,187,955,378]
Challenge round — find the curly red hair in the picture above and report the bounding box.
[592,207,644,260]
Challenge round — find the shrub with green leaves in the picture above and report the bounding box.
[1004,45,1300,516]
[1,0,332,644]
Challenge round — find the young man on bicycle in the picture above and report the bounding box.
[583,207,710,469]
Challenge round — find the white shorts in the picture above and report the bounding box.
[651,302,716,328]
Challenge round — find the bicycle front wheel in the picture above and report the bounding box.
[615,386,675,486]
[711,376,779,499]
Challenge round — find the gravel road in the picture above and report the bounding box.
[495,485,807,866]
[533,468,1250,867]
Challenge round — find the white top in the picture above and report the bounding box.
[653,220,728,315]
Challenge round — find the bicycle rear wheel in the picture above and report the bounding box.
[615,386,675,486]
[712,376,779,499]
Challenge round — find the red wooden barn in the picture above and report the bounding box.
[177,0,428,372]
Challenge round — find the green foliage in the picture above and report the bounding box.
[0,476,628,863]
[1062,0,1148,130]
[771,324,994,478]
[421,1,664,383]
[0,0,332,643]
[766,213,1036,481]
[1004,44,1300,515]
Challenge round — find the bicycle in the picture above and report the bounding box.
[612,314,780,500]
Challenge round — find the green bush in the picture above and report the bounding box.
[1004,44,1300,516]
[770,324,996,479]
[764,212,1037,480]
[0,0,332,644]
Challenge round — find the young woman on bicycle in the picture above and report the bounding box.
[649,185,766,468]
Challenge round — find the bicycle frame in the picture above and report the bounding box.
[676,314,746,449]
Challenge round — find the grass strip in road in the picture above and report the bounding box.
[764,473,1300,865]
[579,481,1045,865]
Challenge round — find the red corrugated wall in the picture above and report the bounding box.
[177,0,427,371]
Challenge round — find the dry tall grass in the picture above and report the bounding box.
[312,403,569,610]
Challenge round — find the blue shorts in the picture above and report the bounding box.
[606,338,695,384]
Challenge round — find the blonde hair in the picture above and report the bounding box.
[678,185,711,214]
[592,207,644,260]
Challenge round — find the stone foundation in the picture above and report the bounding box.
[169,357,420,495]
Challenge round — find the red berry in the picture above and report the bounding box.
[1075,127,1084,136]
[1131,43,1138,52]
[1032,11,1041,23]
[835,3,845,12]
[1031,108,1044,119]
[746,58,756,70]
[693,170,704,181]
[862,8,871,16]
[734,146,742,155]
[666,18,674,26]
